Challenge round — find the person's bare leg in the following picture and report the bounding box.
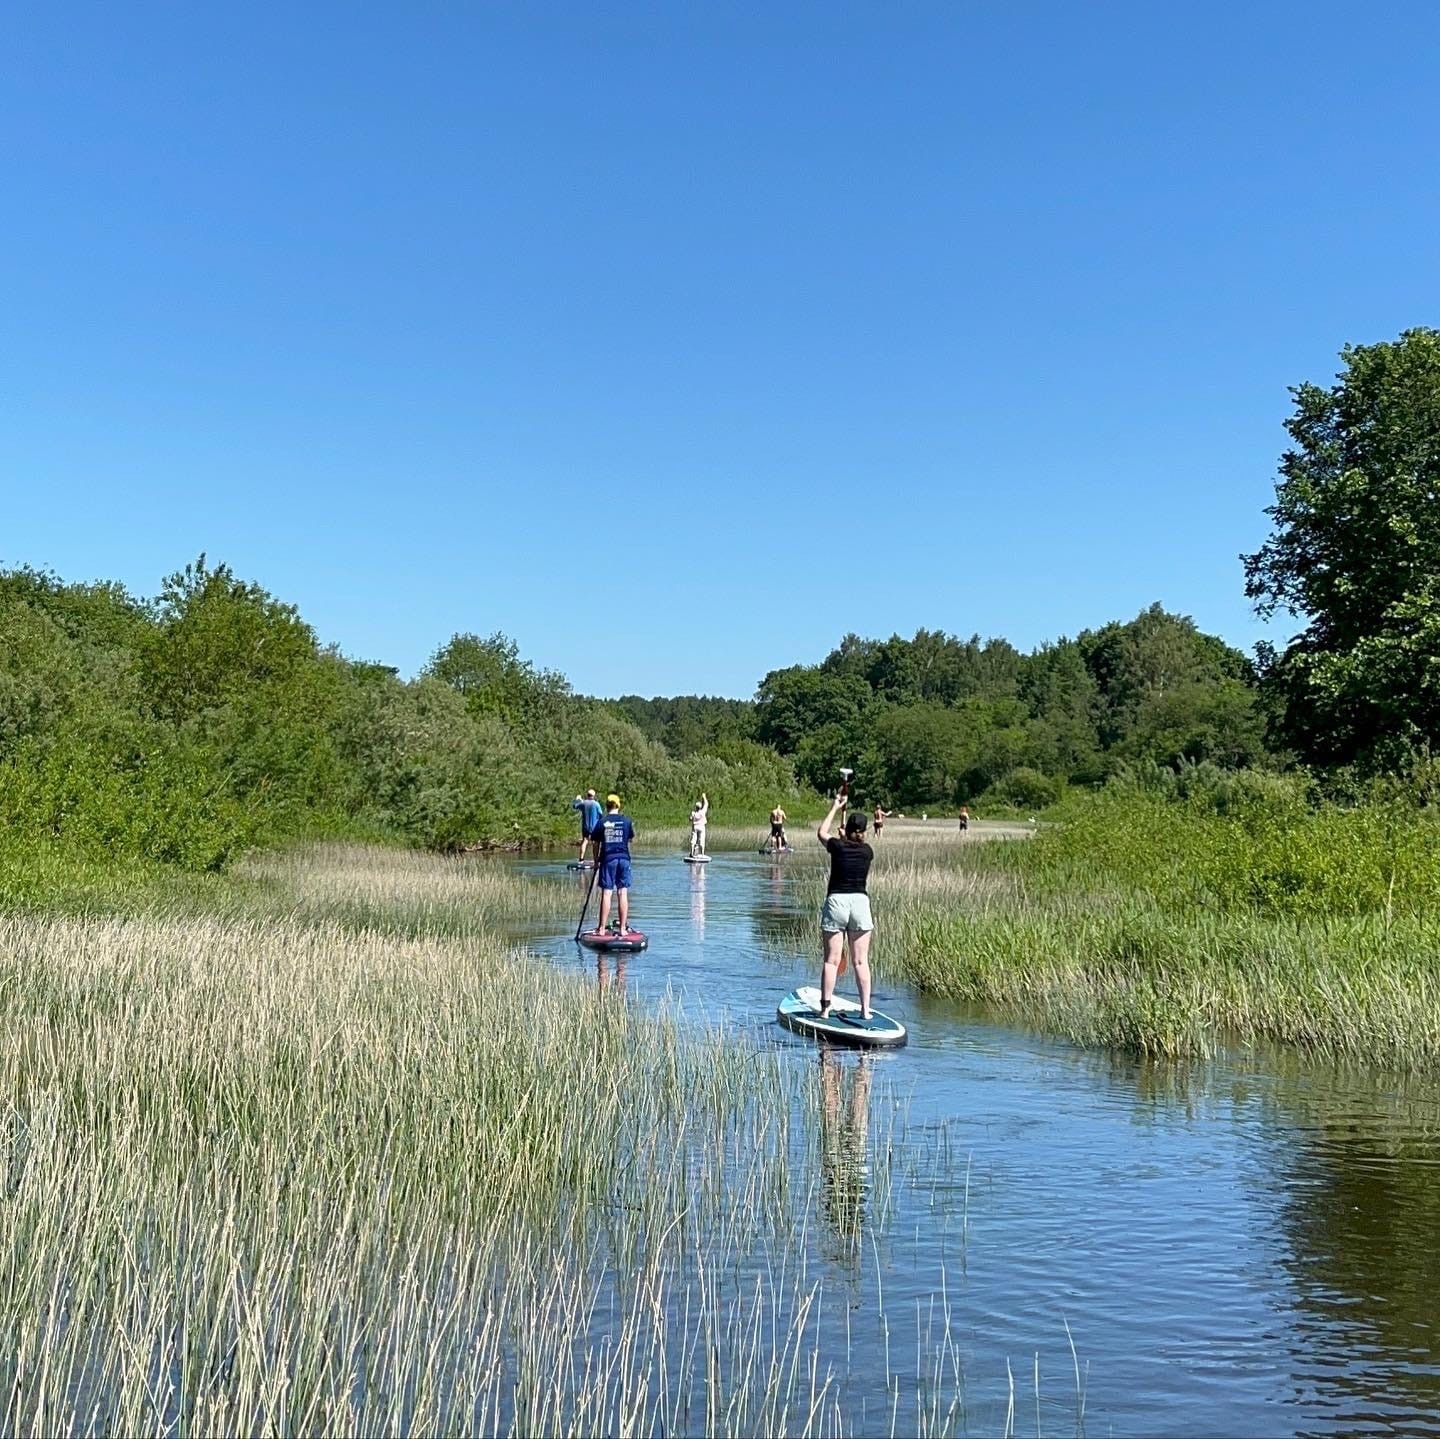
[850,929,874,1018]
[819,929,845,1014]
[597,889,612,932]
[618,886,629,932]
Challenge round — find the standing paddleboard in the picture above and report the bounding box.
[577,929,649,952]
[684,854,711,864]
[777,986,907,1049]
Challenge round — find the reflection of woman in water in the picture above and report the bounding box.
[818,1049,873,1251]
[689,861,706,934]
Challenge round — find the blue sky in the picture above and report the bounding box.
[4,2,1437,697]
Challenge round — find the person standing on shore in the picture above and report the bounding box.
[872,804,890,837]
[572,789,603,863]
[769,803,788,853]
[596,794,636,934]
[689,792,709,857]
[958,805,969,834]
[815,786,875,1020]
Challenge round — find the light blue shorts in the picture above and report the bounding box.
[821,893,874,935]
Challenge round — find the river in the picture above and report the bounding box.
[507,846,1440,1437]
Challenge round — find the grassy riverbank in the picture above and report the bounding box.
[0,842,979,1436]
[844,795,1440,1066]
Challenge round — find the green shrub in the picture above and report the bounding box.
[978,766,1062,811]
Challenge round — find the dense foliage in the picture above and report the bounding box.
[0,559,799,870]
[9,328,1440,874]
[1246,327,1440,770]
[745,609,1266,810]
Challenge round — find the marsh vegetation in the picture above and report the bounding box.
[0,845,997,1437]
[777,787,1440,1066]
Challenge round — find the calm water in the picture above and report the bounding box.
[509,847,1440,1437]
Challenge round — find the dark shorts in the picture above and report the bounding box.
[599,856,632,891]
[771,822,784,837]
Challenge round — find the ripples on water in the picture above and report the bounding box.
[509,849,1440,1437]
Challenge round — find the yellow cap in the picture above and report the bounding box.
[606,793,622,808]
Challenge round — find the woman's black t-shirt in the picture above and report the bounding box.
[825,836,874,895]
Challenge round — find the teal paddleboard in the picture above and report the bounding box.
[777,987,907,1049]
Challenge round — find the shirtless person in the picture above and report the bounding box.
[769,804,788,854]
[872,804,891,837]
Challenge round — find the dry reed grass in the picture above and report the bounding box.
[0,844,990,1436]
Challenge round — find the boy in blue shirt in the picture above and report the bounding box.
[571,789,603,864]
[595,793,636,933]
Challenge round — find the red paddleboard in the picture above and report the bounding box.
[577,929,649,952]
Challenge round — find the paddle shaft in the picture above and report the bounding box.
[574,858,601,939]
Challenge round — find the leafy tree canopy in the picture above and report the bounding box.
[1244,328,1440,767]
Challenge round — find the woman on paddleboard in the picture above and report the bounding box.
[816,784,875,1020]
[689,792,709,857]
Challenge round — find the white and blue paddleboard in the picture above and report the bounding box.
[684,854,711,864]
[567,861,595,871]
[777,987,907,1049]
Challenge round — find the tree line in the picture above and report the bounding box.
[621,327,1440,813]
[5,327,1438,867]
[0,558,797,870]
[619,605,1266,813]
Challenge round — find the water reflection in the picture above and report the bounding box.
[595,950,627,994]
[1260,1056,1440,1425]
[688,864,706,937]
[748,855,807,950]
[818,1049,874,1259]
[506,851,1440,1435]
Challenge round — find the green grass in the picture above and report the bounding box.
[832,797,1440,1066]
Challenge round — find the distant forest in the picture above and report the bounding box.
[615,603,1266,812]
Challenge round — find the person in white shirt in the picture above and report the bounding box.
[689,792,709,856]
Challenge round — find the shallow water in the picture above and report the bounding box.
[509,847,1440,1437]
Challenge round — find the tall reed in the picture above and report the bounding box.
[0,845,1005,1435]
[830,810,1440,1065]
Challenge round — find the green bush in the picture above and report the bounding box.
[978,766,1062,811]
[994,786,1440,920]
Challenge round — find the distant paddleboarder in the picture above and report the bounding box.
[595,794,636,935]
[872,804,890,837]
[769,804,788,854]
[572,789,603,864]
[816,784,875,1020]
[689,792,709,857]
[958,805,969,834]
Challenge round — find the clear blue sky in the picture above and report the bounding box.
[4,2,1437,697]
